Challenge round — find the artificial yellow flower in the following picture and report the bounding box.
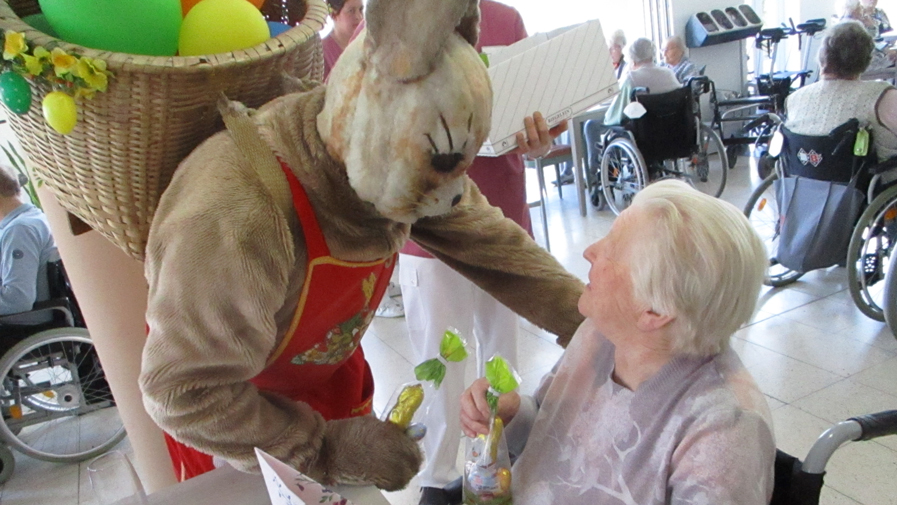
[22,46,49,76]
[3,31,26,60]
[75,57,109,92]
[74,86,96,100]
[50,47,77,77]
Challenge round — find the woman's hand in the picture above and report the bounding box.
[460,377,521,437]
[512,111,568,160]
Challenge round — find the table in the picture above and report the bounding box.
[569,107,609,216]
[132,466,389,505]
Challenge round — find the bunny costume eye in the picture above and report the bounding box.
[317,0,492,224]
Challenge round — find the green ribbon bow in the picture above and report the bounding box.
[484,354,521,412]
[414,329,469,389]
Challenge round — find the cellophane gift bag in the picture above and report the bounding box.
[462,354,519,505]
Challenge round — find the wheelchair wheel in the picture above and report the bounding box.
[0,328,126,463]
[0,444,13,484]
[600,137,647,215]
[743,171,804,287]
[683,124,728,198]
[883,250,897,339]
[847,184,897,321]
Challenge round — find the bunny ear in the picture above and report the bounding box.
[456,0,480,47]
[365,0,479,81]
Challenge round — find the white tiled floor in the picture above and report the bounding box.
[4,155,897,505]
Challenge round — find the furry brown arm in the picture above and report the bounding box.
[409,177,585,347]
[141,138,329,474]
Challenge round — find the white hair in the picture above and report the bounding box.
[629,38,656,65]
[841,0,862,18]
[664,35,687,54]
[608,29,627,48]
[627,180,767,356]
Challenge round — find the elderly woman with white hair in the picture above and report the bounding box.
[608,29,628,80]
[603,37,681,126]
[662,35,700,83]
[786,20,897,162]
[461,180,775,504]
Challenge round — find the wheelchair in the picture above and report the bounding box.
[772,409,897,504]
[585,76,729,215]
[0,259,126,483]
[743,116,897,322]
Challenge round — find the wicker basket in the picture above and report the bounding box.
[0,0,326,260]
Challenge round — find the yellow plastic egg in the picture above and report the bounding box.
[42,91,78,135]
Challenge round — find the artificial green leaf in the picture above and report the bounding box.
[439,329,468,362]
[414,359,447,389]
[485,355,520,394]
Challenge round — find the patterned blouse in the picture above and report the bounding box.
[505,318,775,504]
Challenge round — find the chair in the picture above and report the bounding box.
[526,144,573,251]
[0,259,125,483]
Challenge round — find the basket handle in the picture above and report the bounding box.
[217,94,293,218]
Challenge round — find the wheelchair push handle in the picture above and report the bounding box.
[684,75,711,94]
[630,86,650,101]
[849,410,897,441]
[803,410,897,474]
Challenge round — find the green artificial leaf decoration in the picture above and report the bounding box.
[414,329,469,389]
[484,355,521,414]
[439,329,468,362]
[414,359,446,389]
[485,355,520,394]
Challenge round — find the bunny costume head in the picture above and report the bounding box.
[318,0,492,223]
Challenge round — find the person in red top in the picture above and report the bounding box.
[396,2,564,503]
[322,0,364,80]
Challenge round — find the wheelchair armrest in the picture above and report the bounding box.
[0,298,75,327]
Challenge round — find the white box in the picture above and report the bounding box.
[478,19,620,157]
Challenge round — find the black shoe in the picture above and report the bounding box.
[419,480,463,505]
[420,487,449,505]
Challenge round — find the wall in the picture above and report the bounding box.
[670,0,748,94]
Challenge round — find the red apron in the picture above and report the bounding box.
[164,160,396,481]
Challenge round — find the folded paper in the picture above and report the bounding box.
[255,448,390,505]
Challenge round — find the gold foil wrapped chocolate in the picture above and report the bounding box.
[387,383,424,429]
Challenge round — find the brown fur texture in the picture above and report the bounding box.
[307,416,423,490]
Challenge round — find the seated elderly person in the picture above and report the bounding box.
[461,179,775,504]
[603,38,681,126]
[662,35,700,83]
[608,29,628,80]
[786,20,897,163]
[0,165,58,338]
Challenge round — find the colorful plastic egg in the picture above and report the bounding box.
[0,72,32,115]
[42,91,77,134]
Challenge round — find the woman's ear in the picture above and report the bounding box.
[365,0,479,81]
[636,309,675,333]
